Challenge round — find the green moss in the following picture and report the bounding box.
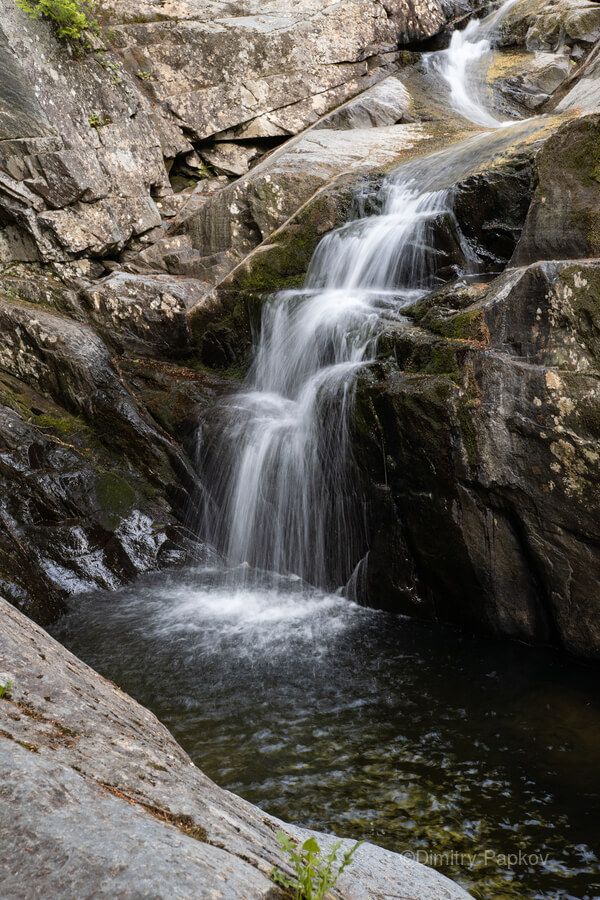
[33,414,77,436]
[457,401,480,468]
[425,309,486,341]
[540,116,600,188]
[397,50,420,67]
[95,471,136,531]
[401,340,461,378]
[443,310,487,342]
[421,344,459,377]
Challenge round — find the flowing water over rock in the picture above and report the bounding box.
[198,0,544,592]
[199,168,464,587]
[426,0,523,127]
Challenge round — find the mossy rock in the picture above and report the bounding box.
[187,174,357,370]
[94,472,136,531]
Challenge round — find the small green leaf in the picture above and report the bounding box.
[270,830,361,899]
[302,837,320,854]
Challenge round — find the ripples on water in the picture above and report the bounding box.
[54,568,600,900]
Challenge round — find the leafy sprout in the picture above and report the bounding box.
[270,830,362,900]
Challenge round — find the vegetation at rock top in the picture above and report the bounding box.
[16,0,99,45]
[270,830,363,900]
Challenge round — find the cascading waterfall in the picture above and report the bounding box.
[425,0,522,128]
[200,178,466,589]
[199,0,519,593]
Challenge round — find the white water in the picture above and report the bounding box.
[426,0,523,128]
[199,1,524,593]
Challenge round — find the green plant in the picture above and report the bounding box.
[16,0,99,47]
[137,69,152,81]
[88,112,111,128]
[0,679,13,699]
[270,831,362,900]
[99,58,124,83]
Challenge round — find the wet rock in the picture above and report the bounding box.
[489,50,571,110]
[116,356,240,459]
[354,257,600,659]
[0,596,473,900]
[187,173,362,367]
[512,114,600,264]
[491,0,600,110]
[0,375,188,624]
[0,262,212,621]
[453,153,533,265]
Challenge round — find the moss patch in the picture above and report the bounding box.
[95,471,136,531]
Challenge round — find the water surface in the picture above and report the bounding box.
[54,568,600,900]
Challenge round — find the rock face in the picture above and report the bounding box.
[0,596,473,900]
[0,260,216,623]
[353,114,600,661]
[0,0,473,263]
[100,0,471,140]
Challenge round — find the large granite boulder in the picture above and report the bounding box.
[0,596,473,900]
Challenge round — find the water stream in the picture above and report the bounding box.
[197,0,533,592]
[54,3,600,899]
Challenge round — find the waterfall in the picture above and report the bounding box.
[198,1,518,592]
[425,0,521,129]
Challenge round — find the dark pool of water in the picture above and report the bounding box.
[53,567,600,900]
